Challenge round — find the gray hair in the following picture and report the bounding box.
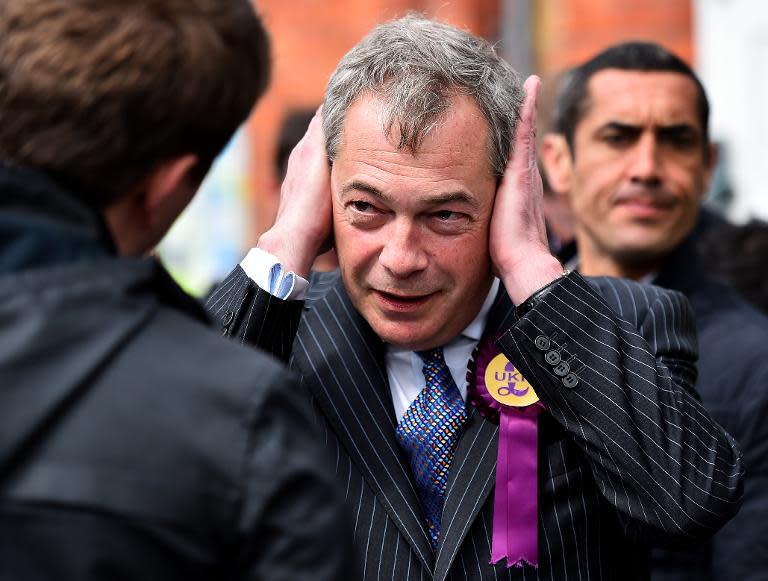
[322,13,524,177]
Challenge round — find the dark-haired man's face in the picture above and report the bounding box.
[562,69,715,278]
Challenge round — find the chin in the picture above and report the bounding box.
[371,322,435,351]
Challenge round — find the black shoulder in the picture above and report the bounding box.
[586,275,692,328]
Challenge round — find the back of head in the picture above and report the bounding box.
[323,13,524,178]
[0,0,271,207]
[552,41,710,153]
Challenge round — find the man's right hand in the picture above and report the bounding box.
[257,107,333,278]
[489,76,563,305]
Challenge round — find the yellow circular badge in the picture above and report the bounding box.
[484,353,539,407]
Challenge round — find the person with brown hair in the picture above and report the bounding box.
[0,1,351,579]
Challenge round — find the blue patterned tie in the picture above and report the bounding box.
[395,347,468,550]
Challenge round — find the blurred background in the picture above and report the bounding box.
[158,0,766,296]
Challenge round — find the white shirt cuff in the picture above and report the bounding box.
[239,248,309,300]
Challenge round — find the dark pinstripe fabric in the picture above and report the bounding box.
[207,269,744,581]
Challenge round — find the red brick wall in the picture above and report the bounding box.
[535,0,693,75]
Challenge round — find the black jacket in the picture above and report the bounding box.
[0,163,352,580]
[651,225,768,581]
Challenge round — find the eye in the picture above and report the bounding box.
[433,210,460,221]
[659,129,699,150]
[428,209,470,234]
[350,200,375,213]
[344,199,387,229]
[602,132,633,146]
[597,126,641,149]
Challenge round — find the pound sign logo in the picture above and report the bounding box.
[484,353,539,407]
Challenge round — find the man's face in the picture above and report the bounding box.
[331,93,497,351]
[564,69,714,275]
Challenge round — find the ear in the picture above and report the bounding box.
[143,154,200,227]
[540,133,574,196]
[103,154,200,257]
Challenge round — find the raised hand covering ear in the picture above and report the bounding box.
[258,107,334,277]
[489,75,563,305]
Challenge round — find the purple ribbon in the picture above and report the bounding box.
[492,402,543,568]
[467,340,543,569]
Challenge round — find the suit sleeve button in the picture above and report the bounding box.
[562,373,579,389]
[553,361,570,377]
[545,350,561,366]
[535,335,550,351]
[222,311,235,326]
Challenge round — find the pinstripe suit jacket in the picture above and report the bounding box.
[207,269,744,581]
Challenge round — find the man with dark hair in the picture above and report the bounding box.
[209,18,744,580]
[541,40,768,581]
[0,1,350,579]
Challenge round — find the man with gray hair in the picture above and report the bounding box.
[209,14,743,580]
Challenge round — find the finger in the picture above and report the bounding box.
[289,106,325,168]
[522,75,540,167]
[520,75,540,134]
[508,75,540,172]
[303,107,323,144]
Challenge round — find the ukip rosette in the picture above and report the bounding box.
[467,334,544,569]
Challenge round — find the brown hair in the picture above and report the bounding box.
[0,0,270,206]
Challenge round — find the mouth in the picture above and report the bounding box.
[373,290,436,312]
[613,195,676,218]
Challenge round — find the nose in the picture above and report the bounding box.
[628,134,662,188]
[378,219,428,278]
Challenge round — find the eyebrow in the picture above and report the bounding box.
[598,121,700,135]
[598,121,641,133]
[341,181,383,199]
[340,180,480,209]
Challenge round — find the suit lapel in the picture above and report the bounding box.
[292,275,435,571]
[435,286,517,580]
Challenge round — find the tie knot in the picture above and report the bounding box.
[416,347,446,366]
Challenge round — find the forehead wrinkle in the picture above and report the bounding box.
[342,144,483,181]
